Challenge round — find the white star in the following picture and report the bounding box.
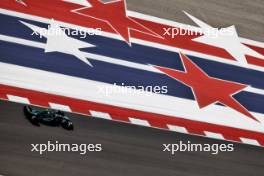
[20,20,95,67]
[62,0,91,7]
[184,11,264,66]
[15,0,27,6]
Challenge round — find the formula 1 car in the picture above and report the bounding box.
[24,106,74,130]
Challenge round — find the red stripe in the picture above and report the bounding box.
[0,84,263,146]
[1,0,263,67]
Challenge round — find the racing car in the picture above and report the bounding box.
[24,106,74,130]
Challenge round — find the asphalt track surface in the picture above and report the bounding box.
[1,0,264,176]
[0,100,264,176]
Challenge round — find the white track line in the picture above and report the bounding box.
[167,125,188,133]
[7,95,30,104]
[49,103,72,112]
[204,131,225,140]
[89,110,112,120]
[129,117,151,127]
[240,138,260,146]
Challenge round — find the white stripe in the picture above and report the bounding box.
[7,95,30,104]
[246,86,264,95]
[1,9,264,72]
[129,117,150,127]
[240,138,260,146]
[1,62,264,132]
[167,125,188,133]
[48,103,72,112]
[1,34,264,96]
[0,34,45,48]
[204,131,225,140]
[89,110,112,120]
